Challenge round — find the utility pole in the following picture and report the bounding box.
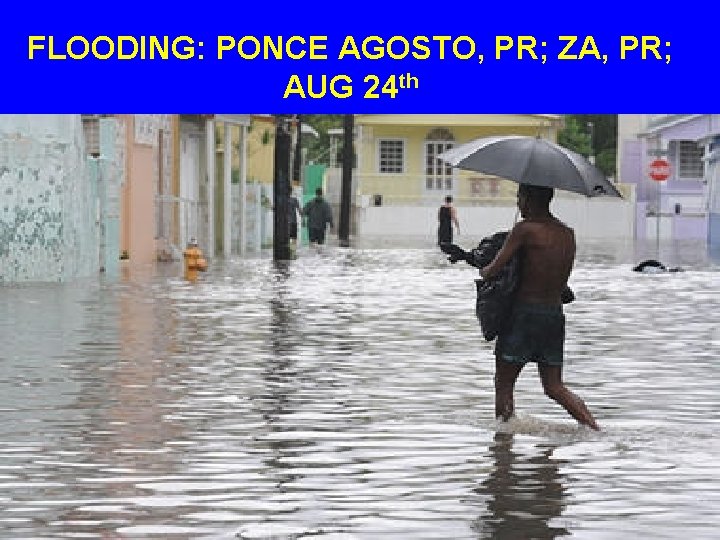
[273,117,292,261]
[292,115,302,186]
[339,114,354,247]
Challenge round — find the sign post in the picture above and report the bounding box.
[648,158,671,257]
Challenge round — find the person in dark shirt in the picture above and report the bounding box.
[438,195,460,246]
[302,188,334,245]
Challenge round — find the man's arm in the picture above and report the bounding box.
[451,207,460,232]
[480,223,526,279]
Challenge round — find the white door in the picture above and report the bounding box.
[180,134,201,249]
[424,140,454,192]
[423,128,455,200]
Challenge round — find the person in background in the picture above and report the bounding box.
[287,185,301,248]
[438,195,460,246]
[302,187,334,245]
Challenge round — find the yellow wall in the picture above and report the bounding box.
[356,115,561,203]
[245,117,276,184]
[215,116,277,185]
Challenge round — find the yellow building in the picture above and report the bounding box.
[353,114,563,206]
[215,115,277,186]
[246,116,279,184]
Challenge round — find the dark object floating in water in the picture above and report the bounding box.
[633,259,683,273]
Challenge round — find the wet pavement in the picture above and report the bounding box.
[1,240,719,539]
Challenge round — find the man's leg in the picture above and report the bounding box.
[538,364,600,430]
[495,355,524,422]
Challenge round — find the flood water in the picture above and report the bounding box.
[1,240,719,539]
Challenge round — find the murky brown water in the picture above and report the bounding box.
[1,240,719,539]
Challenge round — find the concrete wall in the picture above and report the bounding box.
[98,118,124,276]
[0,115,99,283]
[674,214,708,239]
[232,182,271,253]
[710,214,720,259]
[356,194,636,242]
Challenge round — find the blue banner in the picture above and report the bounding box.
[2,1,714,112]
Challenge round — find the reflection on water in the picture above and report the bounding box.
[474,432,569,540]
[0,240,719,539]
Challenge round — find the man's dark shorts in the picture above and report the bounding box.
[289,222,298,240]
[495,302,565,367]
[309,227,326,244]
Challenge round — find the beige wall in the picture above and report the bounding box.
[120,114,174,265]
[127,144,156,265]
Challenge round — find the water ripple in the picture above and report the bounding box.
[1,242,718,539]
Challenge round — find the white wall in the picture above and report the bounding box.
[356,196,636,241]
[0,115,99,283]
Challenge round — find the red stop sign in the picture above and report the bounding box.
[649,159,671,181]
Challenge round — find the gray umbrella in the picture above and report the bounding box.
[438,135,622,198]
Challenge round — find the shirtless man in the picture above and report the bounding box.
[480,184,600,431]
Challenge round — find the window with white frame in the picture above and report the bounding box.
[677,140,704,179]
[378,139,404,173]
[425,128,454,191]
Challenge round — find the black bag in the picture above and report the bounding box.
[469,232,521,341]
[468,231,574,341]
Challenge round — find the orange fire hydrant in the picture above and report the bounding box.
[183,239,208,282]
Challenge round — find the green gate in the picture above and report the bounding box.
[300,164,326,246]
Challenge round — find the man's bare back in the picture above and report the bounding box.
[479,214,575,302]
[515,217,575,305]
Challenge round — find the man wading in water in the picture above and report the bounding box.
[481,184,600,431]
